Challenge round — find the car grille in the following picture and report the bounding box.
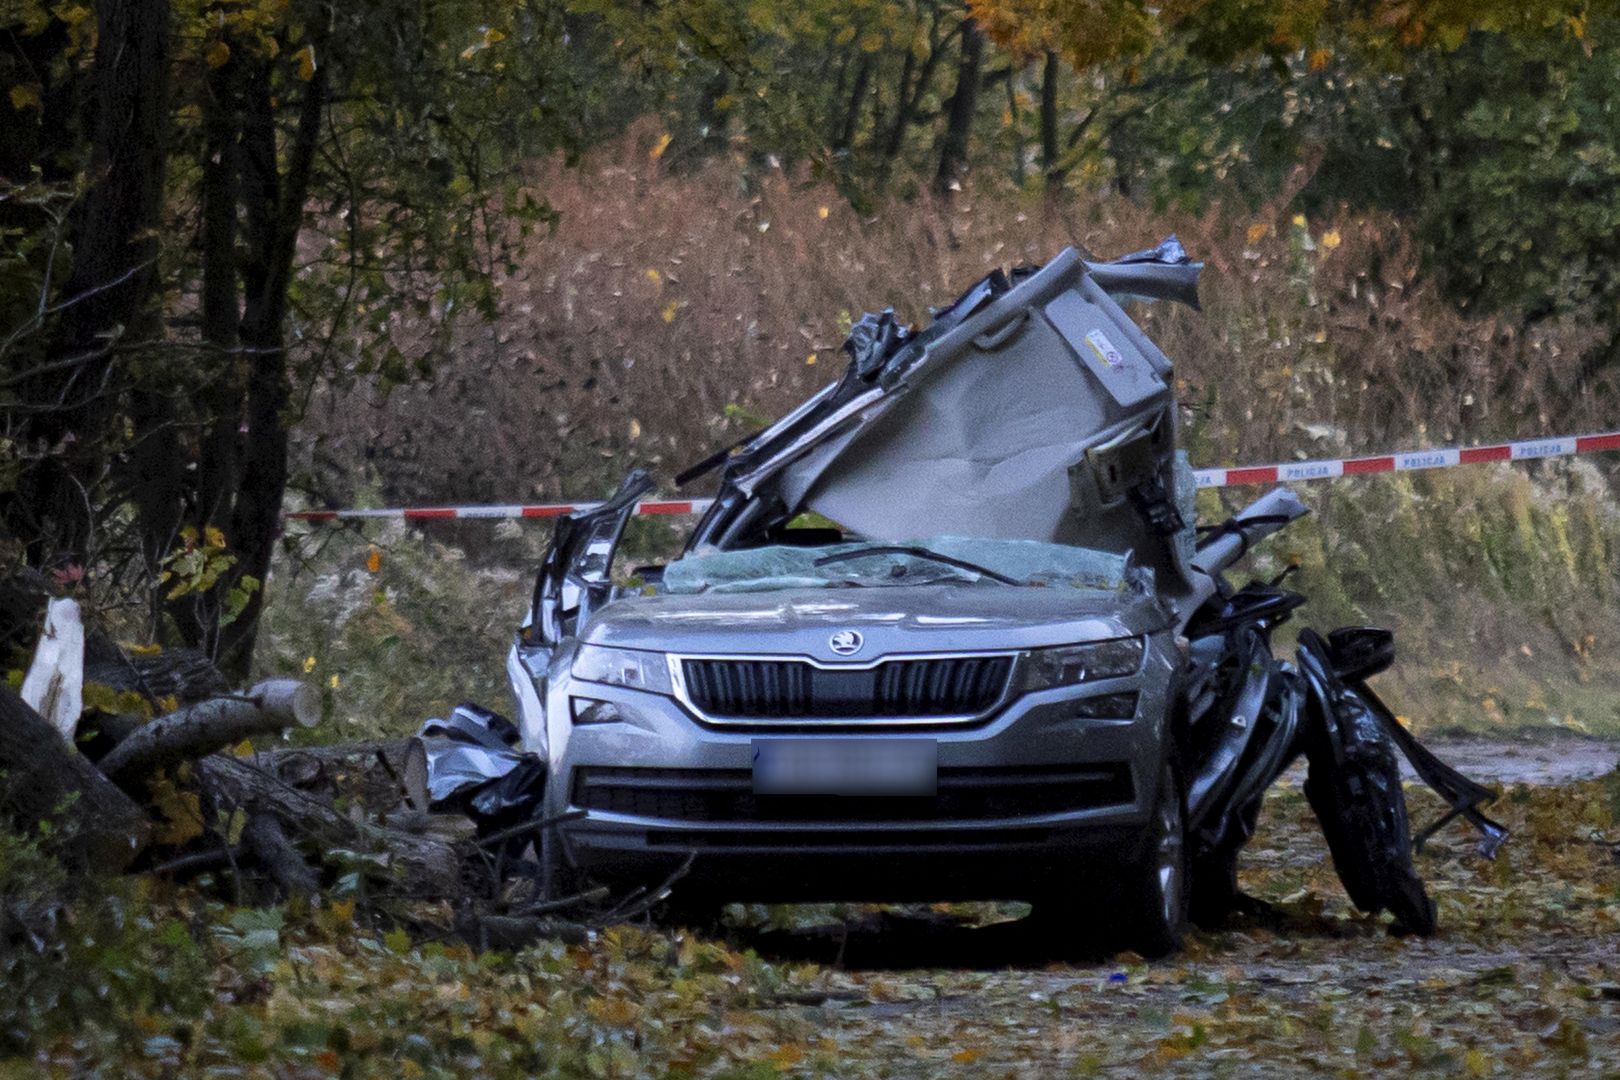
[680,655,1014,721]
[573,764,1133,823]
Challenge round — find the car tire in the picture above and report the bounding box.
[1121,759,1190,958]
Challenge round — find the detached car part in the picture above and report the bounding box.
[422,237,1503,951]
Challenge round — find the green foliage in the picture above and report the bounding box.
[0,828,209,1056]
[259,521,531,740]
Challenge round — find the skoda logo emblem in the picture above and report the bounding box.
[829,630,864,656]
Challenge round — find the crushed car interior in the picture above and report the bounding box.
[418,238,1506,956]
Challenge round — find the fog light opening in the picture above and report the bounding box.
[1072,691,1139,720]
[571,697,624,724]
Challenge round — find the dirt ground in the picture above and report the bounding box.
[713,741,1620,1077]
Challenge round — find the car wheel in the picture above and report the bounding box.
[1122,760,1189,958]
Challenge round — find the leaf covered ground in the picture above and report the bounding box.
[9,769,1618,1078]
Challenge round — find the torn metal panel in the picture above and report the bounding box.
[687,244,1204,605]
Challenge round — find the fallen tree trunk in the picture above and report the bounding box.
[252,738,415,812]
[195,753,464,898]
[99,678,318,784]
[82,641,230,705]
[0,686,150,870]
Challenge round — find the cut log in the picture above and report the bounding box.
[98,678,318,784]
[252,738,415,812]
[402,737,429,810]
[195,753,465,898]
[0,686,150,870]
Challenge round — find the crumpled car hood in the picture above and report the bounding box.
[582,583,1170,660]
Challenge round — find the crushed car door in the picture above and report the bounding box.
[532,469,655,645]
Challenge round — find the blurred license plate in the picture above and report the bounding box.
[752,739,937,796]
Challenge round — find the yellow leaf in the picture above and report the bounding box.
[366,546,382,574]
[628,418,642,440]
[1245,222,1269,245]
[1320,228,1342,250]
[649,132,672,160]
[805,353,817,365]
[205,40,231,68]
[661,300,680,323]
[231,739,255,757]
[9,84,42,112]
[148,773,204,846]
[303,656,318,674]
[1291,213,1307,228]
[293,43,316,82]
[223,807,248,844]
[645,267,661,285]
[204,524,226,549]
[328,673,340,690]
[482,26,505,46]
[122,641,163,657]
[817,206,829,219]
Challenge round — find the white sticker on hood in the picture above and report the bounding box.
[1084,329,1124,369]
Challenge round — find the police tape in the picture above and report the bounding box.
[283,429,1620,523]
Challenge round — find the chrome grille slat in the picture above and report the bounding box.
[680,654,1014,722]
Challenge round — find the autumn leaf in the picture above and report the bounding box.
[293,43,316,82]
[9,84,43,112]
[366,546,382,574]
[205,40,231,68]
[649,132,672,160]
[148,772,204,845]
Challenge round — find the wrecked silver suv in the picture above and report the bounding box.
[425,240,1503,956]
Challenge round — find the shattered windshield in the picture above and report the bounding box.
[661,536,1130,595]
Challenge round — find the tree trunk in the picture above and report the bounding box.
[167,43,248,648]
[217,46,328,677]
[0,686,150,870]
[836,58,872,153]
[881,11,960,166]
[1040,50,1061,182]
[1005,67,1026,187]
[934,15,983,194]
[195,753,464,898]
[12,0,171,564]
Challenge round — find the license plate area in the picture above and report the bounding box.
[752,738,937,796]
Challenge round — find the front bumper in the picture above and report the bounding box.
[542,653,1173,902]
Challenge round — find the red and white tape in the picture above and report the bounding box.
[284,429,1620,522]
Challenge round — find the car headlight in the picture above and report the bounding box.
[570,643,674,695]
[1021,637,1144,691]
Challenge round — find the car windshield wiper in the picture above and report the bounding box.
[811,545,1024,585]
